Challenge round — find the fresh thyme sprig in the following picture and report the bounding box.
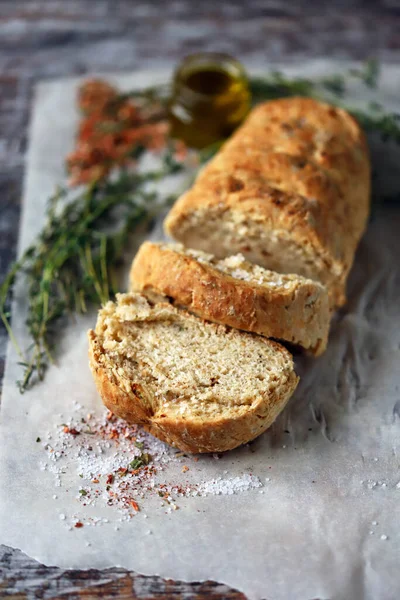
[249,58,380,102]
[1,156,183,392]
[248,59,400,144]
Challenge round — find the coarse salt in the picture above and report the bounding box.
[198,474,262,496]
[39,408,263,528]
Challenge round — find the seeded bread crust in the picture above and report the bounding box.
[88,293,299,453]
[164,97,371,307]
[130,242,330,355]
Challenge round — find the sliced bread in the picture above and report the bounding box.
[88,293,299,453]
[130,242,330,355]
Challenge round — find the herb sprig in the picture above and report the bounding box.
[1,157,182,392]
[249,59,400,143]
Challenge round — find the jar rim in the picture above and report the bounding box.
[172,52,248,102]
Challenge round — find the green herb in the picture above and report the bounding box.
[321,74,346,97]
[134,441,144,450]
[1,156,182,392]
[79,474,83,478]
[36,437,41,442]
[248,59,400,145]
[249,59,380,104]
[129,458,143,470]
[350,58,380,89]
[129,452,152,470]
[79,489,87,496]
[350,106,400,143]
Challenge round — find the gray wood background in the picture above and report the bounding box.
[1,1,400,597]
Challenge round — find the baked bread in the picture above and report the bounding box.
[130,242,330,355]
[164,97,371,307]
[88,293,299,453]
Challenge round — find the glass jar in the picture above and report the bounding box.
[168,53,251,149]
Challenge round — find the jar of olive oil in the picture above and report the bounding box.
[168,53,250,149]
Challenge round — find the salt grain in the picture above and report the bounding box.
[380,534,388,540]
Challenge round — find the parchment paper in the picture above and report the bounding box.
[1,62,400,600]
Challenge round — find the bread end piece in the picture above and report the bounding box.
[88,293,299,453]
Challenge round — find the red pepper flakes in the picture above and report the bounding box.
[74,521,84,528]
[106,474,114,485]
[78,80,118,115]
[129,500,140,511]
[182,465,189,473]
[92,478,100,484]
[66,80,178,186]
[63,427,80,436]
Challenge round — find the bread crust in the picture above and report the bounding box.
[164,97,371,306]
[88,297,299,453]
[130,242,330,355]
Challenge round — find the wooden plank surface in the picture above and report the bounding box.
[1,1,400,597]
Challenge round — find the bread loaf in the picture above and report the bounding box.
[164,97,371,307]
[130,242,330,355]
[88,293,298,453]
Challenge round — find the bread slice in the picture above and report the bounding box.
[164,97,371,307]
[88,293,299,453]
[130,242,330,356]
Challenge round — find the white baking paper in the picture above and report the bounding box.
[1,63,400,600]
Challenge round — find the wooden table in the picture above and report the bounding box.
[1,1,400,597]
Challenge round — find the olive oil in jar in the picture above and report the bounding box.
[168,53,250,149]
